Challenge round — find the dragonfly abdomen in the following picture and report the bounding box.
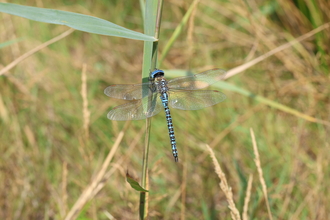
[160,93,178,162]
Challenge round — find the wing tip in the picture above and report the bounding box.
[104,86,112,97]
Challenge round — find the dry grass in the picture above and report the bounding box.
[81,63,90,140]
[64,129,124,220]
[242,174,252,220]
[250,128,273,220]
[205,144,241,220]
[0,0,330,219]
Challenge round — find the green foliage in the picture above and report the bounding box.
[127,176,149,192]
[0,38,23,49]
[0,2,155,41]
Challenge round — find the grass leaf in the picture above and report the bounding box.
[0,38,23,49]
[164,69,329,126]
[127,176,149,192]
[0,3,155,41]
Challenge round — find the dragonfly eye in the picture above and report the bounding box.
[150,69,164,79]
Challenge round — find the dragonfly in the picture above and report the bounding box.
[104,68,227,162]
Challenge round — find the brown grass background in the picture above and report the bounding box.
[0,0,329,219]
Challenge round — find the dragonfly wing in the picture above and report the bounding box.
[167,68,226,90]
[104,83,155,100]
[107,94,162,120]
[169,90,226,110]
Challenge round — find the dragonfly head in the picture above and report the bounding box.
[150,69,164,80]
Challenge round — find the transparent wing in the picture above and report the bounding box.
[167,68,226,90]
[168,90,226,110]
[104,82,156,100]
[107,93,162,120]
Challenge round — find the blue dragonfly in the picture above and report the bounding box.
[104,68,227,162]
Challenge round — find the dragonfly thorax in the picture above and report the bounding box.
[155,77,169,94]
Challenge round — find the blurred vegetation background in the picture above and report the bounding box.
[0,0,329,219]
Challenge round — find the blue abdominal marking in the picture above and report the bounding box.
[160,92,178,162]
[104,68,227,162]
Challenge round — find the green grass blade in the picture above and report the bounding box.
[165,69,330,126]
[139,0,145,22]
[142,1,159,80]
[0,38,23,49]
[159,0,199,66]
[0,3,155,41]
[201,200,211,220]
[139,1,162,219]
[127,176,149,192]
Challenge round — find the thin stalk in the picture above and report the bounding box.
[139,0,145,22]
[139,0,163,219]
[159,0,200,66]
